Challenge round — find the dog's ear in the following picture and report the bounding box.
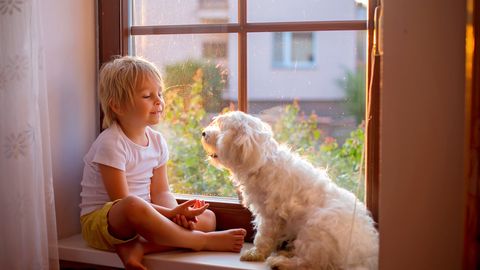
[233,125,254,163]
[218,111,273,164]
[233,123,271,163]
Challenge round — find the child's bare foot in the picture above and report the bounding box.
[115,240,147,270]
[203,229,247,252]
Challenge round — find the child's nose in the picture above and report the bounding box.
[157,99,165,110]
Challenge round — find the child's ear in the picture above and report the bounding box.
[110,101,125,116]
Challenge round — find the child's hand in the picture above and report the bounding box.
[172,214,197,230]
[171,199,208,230]
[171,199,209,222]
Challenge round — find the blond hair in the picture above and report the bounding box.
[99,56,164,128]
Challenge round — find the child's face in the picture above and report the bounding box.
[123,74,164,127]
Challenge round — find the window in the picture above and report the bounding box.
[273,32,316,68]
[98,0,380,232]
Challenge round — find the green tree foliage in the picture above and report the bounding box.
[164,59,227,112]
[337,66,366,124]
[157,63,365,199]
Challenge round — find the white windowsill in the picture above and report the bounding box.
[58,234,268,270]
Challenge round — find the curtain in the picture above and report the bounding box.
[0,0,59,269]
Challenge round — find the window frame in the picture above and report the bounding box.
[464,0,480,267]
[97,0,381,239]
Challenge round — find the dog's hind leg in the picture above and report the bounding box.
[290,211,343,269]
[267,241,337,270]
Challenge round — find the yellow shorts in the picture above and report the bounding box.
[80,199,138,251]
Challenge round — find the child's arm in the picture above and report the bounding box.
[99,163,175,218]
[150,165,178,208]
[98,163,130,200]
[150,165,209,229]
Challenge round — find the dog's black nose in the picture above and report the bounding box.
[202,131,206,137]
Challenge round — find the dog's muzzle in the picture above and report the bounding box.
[202,131,218,158]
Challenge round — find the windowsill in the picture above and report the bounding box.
[58,234,268,270]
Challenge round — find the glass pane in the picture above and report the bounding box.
[248,0,367,22]
[132,0,237,26]
[245,31,367,199]
[133,34,239,198]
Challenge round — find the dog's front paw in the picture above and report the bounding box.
[240,247,266,261]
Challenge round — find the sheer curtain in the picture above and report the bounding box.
[0,0,59,269]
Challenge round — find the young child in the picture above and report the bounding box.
[79,56,246,270]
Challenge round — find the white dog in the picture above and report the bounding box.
[201,111,378,270]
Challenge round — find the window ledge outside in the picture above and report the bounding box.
[58,234,268,270]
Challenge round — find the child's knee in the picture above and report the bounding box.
[204,209,216,221]
[117,195,150,216]
[199,209,216,231]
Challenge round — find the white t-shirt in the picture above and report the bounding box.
[79,122,169,216]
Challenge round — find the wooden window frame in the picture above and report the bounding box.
[464,0,480,268]
[97,0,381,240]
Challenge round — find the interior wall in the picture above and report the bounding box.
[41,0,97,238]
[380,0,466,269]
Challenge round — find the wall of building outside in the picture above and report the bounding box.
[226,31,356,102]
[244,0,358,22]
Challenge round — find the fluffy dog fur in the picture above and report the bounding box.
[201,111,378,270]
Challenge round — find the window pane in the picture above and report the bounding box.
[245,31,367,199]
[247,0,367,22]
[133,34,239,197]
[132,0,237,26]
